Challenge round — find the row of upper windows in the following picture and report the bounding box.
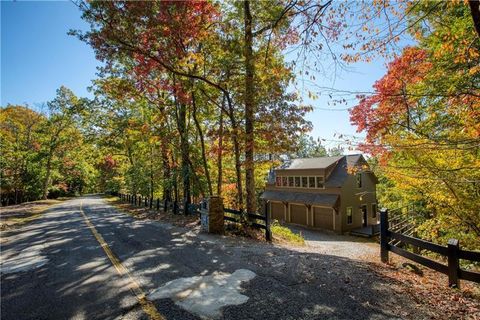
[275,176,325,189]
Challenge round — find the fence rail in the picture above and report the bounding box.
[380,209,480,288]
[117,193,271,241]
[117,193,200,215]
[223,204,272,241]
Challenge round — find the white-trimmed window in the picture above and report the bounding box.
[282,176,288,187]
[294,176,301,188]
[288,176,294,187]
[347,207,353,224]
[301,177,308,188]
[316,176,325,189]
[308,176,315,188]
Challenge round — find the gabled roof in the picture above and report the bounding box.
[279,156,343,170]
[278,154,364,170]
[274,154,371,187]
[261,191,339,207]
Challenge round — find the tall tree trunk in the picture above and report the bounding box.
[150,144,154,200]
[201,87,243,207]
[244,0,256,214]
[187,157,204,197]
[217,105,224,196]
[177,102,191,213]
[126,144,137,195]
[191,91,213,196]
[226,108,244,209]
[161,139,172,202]
[469,0,480,38]
[42,152,53,200]
[172,75,191,213]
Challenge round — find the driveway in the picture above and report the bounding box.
[285,225,379,260]
[1,195,433,319]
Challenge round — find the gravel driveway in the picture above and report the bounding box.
[284,225,379,260]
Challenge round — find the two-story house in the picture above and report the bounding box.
[261,154,378,233]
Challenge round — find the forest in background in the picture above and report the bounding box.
[1,1,479,249]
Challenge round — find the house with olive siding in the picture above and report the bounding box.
[261,154,378,233]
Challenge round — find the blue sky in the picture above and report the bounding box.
[1,1,98,108]
[1,1,397,151]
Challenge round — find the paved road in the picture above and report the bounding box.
[1,196,429,320]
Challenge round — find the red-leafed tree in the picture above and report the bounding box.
[349,2,480,246]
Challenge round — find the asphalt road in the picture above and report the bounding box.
[1,196,429,320]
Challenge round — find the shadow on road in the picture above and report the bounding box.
[1,197,426,320]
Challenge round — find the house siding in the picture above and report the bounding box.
[264,155,377,234]
[339,171,377,232]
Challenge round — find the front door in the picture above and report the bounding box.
[361,205,368,227]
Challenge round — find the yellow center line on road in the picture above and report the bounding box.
[79,201,165,320]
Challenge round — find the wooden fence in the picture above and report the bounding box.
[380,209,480,288]
[117,193,200,215]
[223,204,272,242]
[117,193,271,241]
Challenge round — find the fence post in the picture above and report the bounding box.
[448,239,460,288]
[156,198,160,210]
[380,208,389,263]
[264,201,272,242]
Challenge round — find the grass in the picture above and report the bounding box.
[270,220,305,245]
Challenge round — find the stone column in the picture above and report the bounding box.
[208,196,224,234]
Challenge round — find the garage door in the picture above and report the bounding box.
[313,207,333,230]
[270,202,284,221]
[290,204,307,225]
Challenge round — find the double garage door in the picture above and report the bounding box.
[272,202,334,231]
[289,204,333,231]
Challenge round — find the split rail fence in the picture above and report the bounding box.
[117,193,271,241]
[117,193,200,215]
[380,209,480,288]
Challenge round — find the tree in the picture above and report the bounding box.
[74,0,313,213]
[0,106,44,204]
[350,2,480,248]
[1,88,98,203]
[40,87,85,199]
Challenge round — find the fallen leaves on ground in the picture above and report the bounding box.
[367,256,480,320]
[106,198,198,227]
[0,199,65,231]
